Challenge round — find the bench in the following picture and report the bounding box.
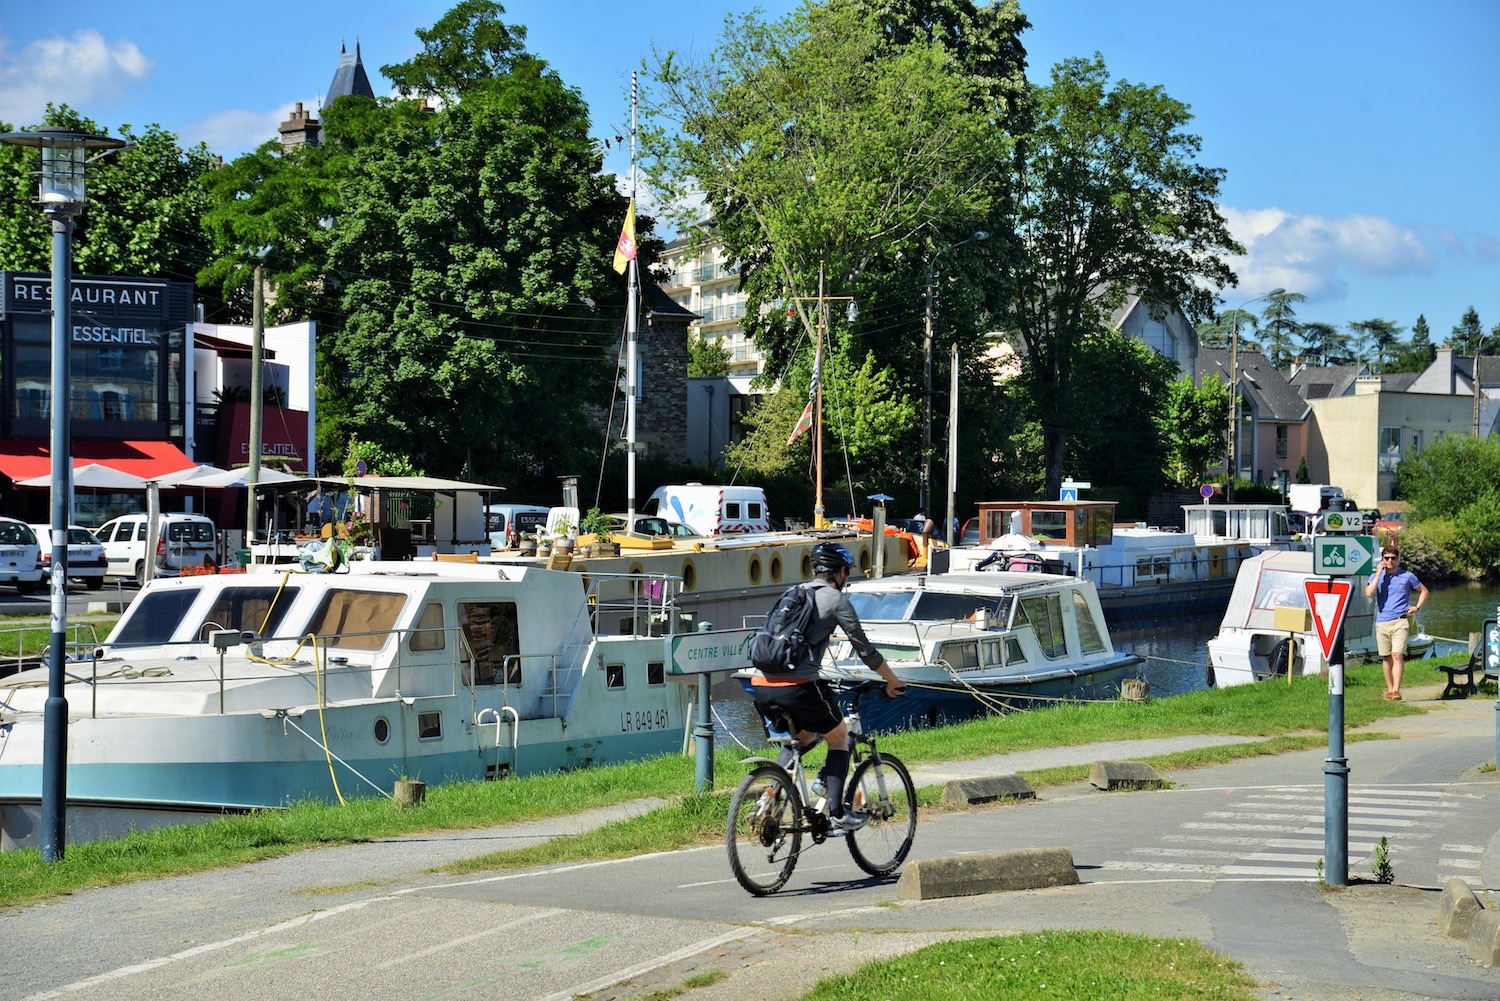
[1436,650,1499,699]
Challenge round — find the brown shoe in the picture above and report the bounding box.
[1391,691,1402,700]
[1382,691,1396,700]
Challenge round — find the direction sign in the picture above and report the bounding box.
[1313,535,1376,576]
[1304,578,1353,662]
[668,628,754,676]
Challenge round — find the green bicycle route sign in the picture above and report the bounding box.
[1312,535,1377,576]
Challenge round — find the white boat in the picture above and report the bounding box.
[1206,549,1432,687]
[0,561,697,850]
[945,500,1300,622]
[816,570,1143,731]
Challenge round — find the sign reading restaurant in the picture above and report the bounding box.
[0,271,194,441]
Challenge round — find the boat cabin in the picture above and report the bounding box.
[973,500,1118,548]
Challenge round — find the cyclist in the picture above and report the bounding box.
[749,541,906,830]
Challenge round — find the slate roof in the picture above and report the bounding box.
[326,41,375,107]
[1288,364,1365,400]
[1198,347,1309,422]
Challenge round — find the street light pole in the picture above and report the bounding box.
[921,230,988,519]
[1224,287,1285,503]
[0,127,127,862]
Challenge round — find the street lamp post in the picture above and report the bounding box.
[1225,287,1285,503]
[922,230,988,519]
[0,127,127,862]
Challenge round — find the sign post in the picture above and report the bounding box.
[1306,577,1353,886]
[669,627,754,792]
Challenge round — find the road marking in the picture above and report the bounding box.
[538,928,763,1001]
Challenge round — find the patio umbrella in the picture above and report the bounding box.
[188,466,306,489]
[153,463,231,487]
[16,463,149,490]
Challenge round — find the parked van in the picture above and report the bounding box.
[484,504,550,548]
[0,517,44,594]
[95,513,218,584]
[641,484,771,536]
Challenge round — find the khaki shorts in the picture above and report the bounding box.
[1375,617,1410,657]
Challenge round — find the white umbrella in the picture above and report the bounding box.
[188,466,305,489]
[16,463,149,490]
[153,463,231,487]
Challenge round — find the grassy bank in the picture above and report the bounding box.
[0,659,1450,908]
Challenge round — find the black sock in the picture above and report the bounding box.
[821,748,851,816]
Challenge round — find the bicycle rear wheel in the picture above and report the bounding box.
[727,765,803,895]
[845,752,917,876]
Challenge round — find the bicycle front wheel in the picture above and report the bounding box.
[727,765,804,896]
[845,752,917,876]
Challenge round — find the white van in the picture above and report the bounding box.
[96,513,218,584]
[484,504,550,548]
[641,484,771,537]
[0,517,44,594]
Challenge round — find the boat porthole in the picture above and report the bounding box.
[801,552,812,578]
[857,545,871,572]
[681,558,696,591]
[374,717,391,744]
[749,557,762,585]
[769,556,783,583]
[627,562,645,593]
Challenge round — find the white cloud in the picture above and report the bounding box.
[0,30,152,126]
[1221,206,1435,306]
[179,99,320,158]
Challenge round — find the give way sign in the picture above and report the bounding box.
[1304,578,1353,662]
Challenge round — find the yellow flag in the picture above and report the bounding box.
[612,199,637,274]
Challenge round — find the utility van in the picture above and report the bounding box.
[485,504,550,547]
[641,484,771,537]
[96,513,218,584]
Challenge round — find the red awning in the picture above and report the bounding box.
[0,440,196,484]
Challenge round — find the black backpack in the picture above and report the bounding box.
[748,583,819,674]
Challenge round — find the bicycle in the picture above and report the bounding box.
[726,683,917,895]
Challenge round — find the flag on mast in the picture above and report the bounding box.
[787,350,820,445]
[613,199,637,274]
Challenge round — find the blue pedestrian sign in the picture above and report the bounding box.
[1313,535,1376,576]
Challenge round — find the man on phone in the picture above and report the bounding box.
[1364,546,1428,700]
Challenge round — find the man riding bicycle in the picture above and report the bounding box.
[749,542,906,830]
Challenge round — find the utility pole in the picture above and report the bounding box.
[247,259,264,554]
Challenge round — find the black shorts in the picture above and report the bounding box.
[752,680,843,737]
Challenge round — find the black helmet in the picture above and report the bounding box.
[811,542,854,573]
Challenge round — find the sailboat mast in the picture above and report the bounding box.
[813,264,826,529]
[625,72,639,525]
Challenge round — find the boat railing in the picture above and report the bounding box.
[582,571,687,637]
[0,621,108,678]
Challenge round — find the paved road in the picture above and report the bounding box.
[3,686,1498,1001]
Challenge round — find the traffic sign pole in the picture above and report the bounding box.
[1324,602,1348,887]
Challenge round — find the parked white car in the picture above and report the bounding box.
[95,513,218,584]
[29,523,108,590]
[0,517,44,595]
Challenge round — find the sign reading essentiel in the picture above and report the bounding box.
[72,325,159,345]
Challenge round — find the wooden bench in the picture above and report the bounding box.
[1436,650,1499,699]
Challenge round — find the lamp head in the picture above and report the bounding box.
[0,127,127,214]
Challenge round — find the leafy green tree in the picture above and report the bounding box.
[0,105,216,285]
[1157,373,1230,487]
[1258,290,1305,369]
[1387,313,1434,373]
[1396,435,1500,578]
[1006,56,1240,496]
[1196,307,1260,352]
[686,333,731,377]
[1451,306,1484,357]
[1348,318,1404,370]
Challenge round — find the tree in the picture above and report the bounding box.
[1258,290,1305,369]
[1387,313,1434,373]
[1299,321,1352,367]
[686,333,730,377]
[1348,318,1405,370]
[1196,307,1260,352]
[1451,306,1483,356]
[1006,56,1240,496]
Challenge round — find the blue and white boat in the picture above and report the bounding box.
[0,561,695,849]
[819,570,1143,731]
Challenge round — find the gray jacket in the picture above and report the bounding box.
[782,578,885,681]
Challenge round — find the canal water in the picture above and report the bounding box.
[702,579,1500,749]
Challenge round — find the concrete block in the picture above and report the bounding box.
[940,774,1035,807]
[1088,760,1162,790]
[896,846,1078,901]
[1466,907,1500,967]
[1438,877,1484,938]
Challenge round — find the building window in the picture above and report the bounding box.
[1378,426,1402,472]
[1275,425,1288,460]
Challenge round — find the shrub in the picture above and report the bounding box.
[1397,520,1459,581]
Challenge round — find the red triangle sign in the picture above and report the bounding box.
[1304,578,1353,662]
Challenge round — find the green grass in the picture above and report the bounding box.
[0,659,1448,907]
[0,613,119,659]
[798,931,1259,1000]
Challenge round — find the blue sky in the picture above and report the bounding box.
[2,0,1495,340]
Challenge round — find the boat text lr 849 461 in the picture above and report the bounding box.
[0,561,694,850]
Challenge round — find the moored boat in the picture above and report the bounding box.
[946,500,1300,622]
[1206,549,1433,687]
[817,570,1143,731]
[0,560,696,850]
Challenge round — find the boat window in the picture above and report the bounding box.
[1019,592,1068,660]
[417,711,441,740]
[648,661,665,685]
[606,663,625,688]
[458,601,521,685]
[846,590,915,620]
[1003,637,1026,665]
[1030,511,1067,541]
[410,602,446,651]
[1134,555,1170,583]
[941,640,980,671]
[1073,591,1106,653]
[911,592,1001,621]
[112,588,203,645]
[306,590,407,651]
[199,585,301,639]
[1253,569,1310,612]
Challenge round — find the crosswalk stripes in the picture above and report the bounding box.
[1095,783,1484,885]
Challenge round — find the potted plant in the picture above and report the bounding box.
[553,514,575,555]
[581,506,618,557]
